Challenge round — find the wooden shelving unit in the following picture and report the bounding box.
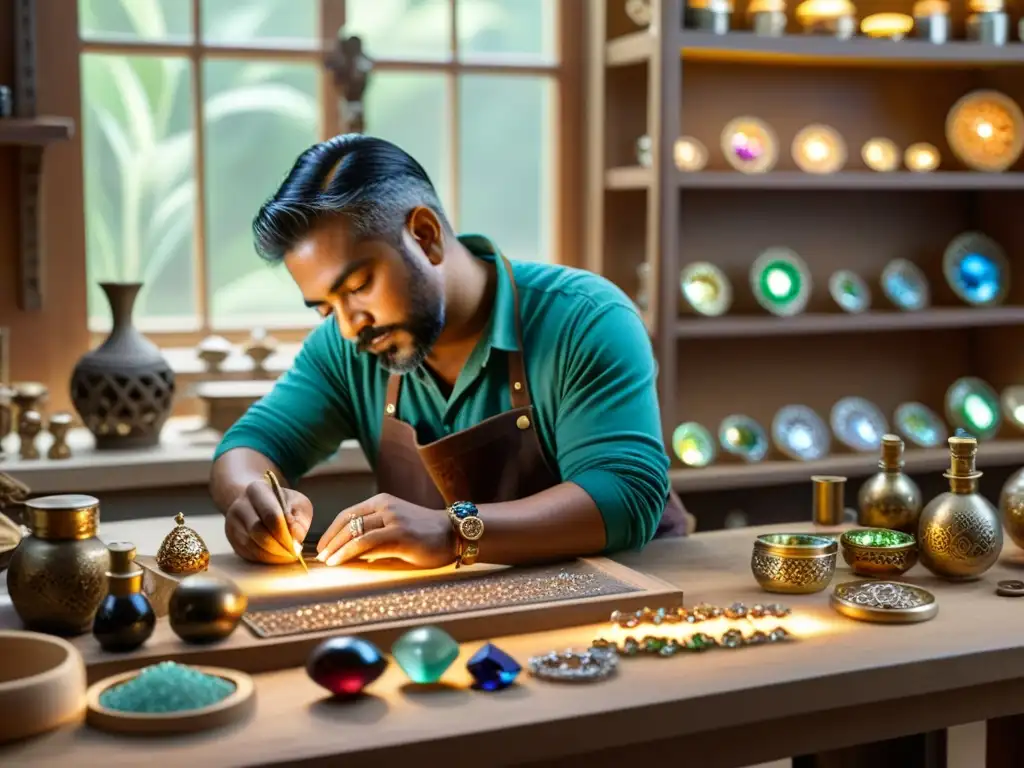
[0,117,74,146]
[586,1,1024,525]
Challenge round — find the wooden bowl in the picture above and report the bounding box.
[0,630,87,744]
[86,665,255,735]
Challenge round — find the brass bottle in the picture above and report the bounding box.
[1000,466,1024,549]
[918,436,1002,580]
[857,434,922,533]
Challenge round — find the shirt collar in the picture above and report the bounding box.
[457,233,519,354]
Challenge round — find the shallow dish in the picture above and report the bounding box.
[830,396,888,452]
[943,232,1009,307]
[1001,386,1024,431]
[893,402,948,448]
[828,269,871,314]
[86,665,255,735]
[751,533,838,594]
[880,259,929,311]
[840,528,918,578]
[945,376,1001,441]
[750,248,812,317]
[679,261,732,316]
[718,414,769,463]
[721,116,778,174]
[671,422,716,467]
[772,405,830,461]
[830,580,937,624]
[0,630,87,745]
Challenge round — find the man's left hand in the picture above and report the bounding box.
[316,493,456,569]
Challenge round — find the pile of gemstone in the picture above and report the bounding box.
[591,602,792,658]
[98,661,237,713]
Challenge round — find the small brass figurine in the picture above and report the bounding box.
[999,466,1024,550]
[46,412,73,460]
[857,434,923,534]
[18,410,42,460]
[156,513,211,575]
[918,435,1002,580]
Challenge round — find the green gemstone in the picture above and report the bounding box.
[843,528,915,548]
[642,636,665,653]
[391,626,460,684]
[759,260,802,305]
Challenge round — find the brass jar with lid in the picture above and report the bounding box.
[918,436,1002,580]
[6,494,110,635]
[857,434,923,534]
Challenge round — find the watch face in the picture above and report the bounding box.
[459,516,485,541]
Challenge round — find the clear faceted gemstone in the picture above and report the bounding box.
[391,626,460,684]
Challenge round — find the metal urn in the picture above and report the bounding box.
[918,436,1002,580]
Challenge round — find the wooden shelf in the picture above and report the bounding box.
[676,307,1024,339]
[672,439,1024,493]
[678,32,1024,68]
[676,171,1024,190]
[0,117,74,146]
[606,31,655,66]
[605,166,653,189]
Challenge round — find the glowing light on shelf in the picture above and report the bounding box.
[904,142,940,172]
[793,124,846,174]
[860,12,914,39]
[861,137,900,172]
[674,136,708,172]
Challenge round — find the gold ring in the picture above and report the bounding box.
[348,516,364,539]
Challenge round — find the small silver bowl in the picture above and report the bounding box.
[752,533,838,594]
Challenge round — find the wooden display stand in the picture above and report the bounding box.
[83,553,683,685]
[588,1,1024,528]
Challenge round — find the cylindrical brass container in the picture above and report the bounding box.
[751,533,838,594]
[840,528,919,578]
[812,475,846,526]
[918,436,1002,580]
[6,494,110,635]
[999,466,1024,550]
[857,435,923,534]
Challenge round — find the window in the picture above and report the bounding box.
[78,0,562,338]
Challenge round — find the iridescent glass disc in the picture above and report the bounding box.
[945,377,1001,441]
[830,397,889,452]
[772,405,830,461]
[718,415,769,462]
[893,402,948,448]
[672,422,716,467]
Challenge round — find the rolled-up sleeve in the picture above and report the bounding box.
[213,321,355,484]
[555,302,670,553]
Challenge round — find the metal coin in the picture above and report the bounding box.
[996,580,1024,597]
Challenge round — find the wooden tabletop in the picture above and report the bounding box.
[4,517,1024,767]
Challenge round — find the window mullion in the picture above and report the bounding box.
[190,0,211,334]
[447,0,460,228]
[320,0,346,139]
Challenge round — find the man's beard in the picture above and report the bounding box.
[355,255,444,374]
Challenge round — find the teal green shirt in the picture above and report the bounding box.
[214,235,670,552]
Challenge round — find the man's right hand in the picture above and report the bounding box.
[225,480,314,564]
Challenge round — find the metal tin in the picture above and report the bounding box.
[751,533,837,594]
[830,580,937,623]
[966,12,1008,46]
[811,475,846,526]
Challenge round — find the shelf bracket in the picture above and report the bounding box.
[13,0,43,311]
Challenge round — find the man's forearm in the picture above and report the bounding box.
[210,447,285,515]
[474,482,608,566]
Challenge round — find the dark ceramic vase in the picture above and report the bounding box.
[70,282,175,449]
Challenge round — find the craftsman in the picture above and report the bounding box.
[210,134,687,570]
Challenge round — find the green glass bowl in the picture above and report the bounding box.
[840,528,918,578]
[751,533,837,594]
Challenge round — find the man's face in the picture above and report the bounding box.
[285,213,445,373]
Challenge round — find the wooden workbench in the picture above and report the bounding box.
[2,516,1023,767]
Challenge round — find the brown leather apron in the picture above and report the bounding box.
[374,256,689,542]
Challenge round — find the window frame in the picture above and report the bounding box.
[79,0,583,349]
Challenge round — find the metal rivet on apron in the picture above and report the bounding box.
[516,415,531,430]
[513,381,522,391]
[385,404,396,415]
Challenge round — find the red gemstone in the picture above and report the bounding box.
[306,636,389,697]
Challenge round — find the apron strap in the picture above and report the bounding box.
[384,370,401,415]
[501,254,532,411]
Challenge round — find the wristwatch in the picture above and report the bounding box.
[447,501,484,568]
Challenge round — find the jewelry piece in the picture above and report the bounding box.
[996,579,1024,597]
[527,648,618,683]
[348,516,364,539]
[448,501,483,569]
[593,625,791,657]
[609,602,790,629]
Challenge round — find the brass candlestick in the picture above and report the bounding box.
[857,435,923,534]
[918,436,1002,580]
[46,412,73,460]
[17,411,42,460]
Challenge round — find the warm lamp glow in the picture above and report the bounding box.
[912,0,950,15]
[749,0,787,12]
[969,0,1004,13]
[861,137,899,172]
[721,117,778,174]
[905,142,940,172]
[674,136,708,172]
[860,12,914,39]
[795,0,856,22]
[793,124,847,174]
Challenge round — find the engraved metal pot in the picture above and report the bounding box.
[999,465,1024,550]
[918,436,1002,580]
[6,494,110,635]
[751,533,837,594]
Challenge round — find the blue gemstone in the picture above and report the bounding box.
[955,252,1000,303]
[450,501,476,520]
[466,642,521,691]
